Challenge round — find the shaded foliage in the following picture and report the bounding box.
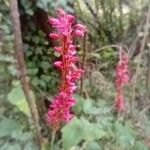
[0,0,150,149]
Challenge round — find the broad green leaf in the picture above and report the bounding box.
[8,86,31,117]
[83,99,93,114]
[24,143,38,150]
[90,53,101,59]
[86,141,101,150]
[62,117,83,150]
[0,143,21,150]
[72,94,84,114]
[81,118,106,141]
[40,61,50,70]
[25,9,33,16]
[0,118,21,138]
[132,141,148,150]
[62,117,106,150]
[114,122,135,147]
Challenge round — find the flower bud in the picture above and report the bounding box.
[67,15,75,24]
[57,8,66,17]
[49,33,60,40]
[48,18,60,26]
[73,30,85,37]
[54,61,62,68]
[74,24,87,32]
[54,47,62,52]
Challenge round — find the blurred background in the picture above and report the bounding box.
[0,0,150,149]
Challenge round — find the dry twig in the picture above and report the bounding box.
[10,0,42,149]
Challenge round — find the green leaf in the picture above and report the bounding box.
[35,47,43,55]
[132,141,148,150]
[25,9,34,16]
[40,61,50,70]
[114,122,135,147]
[72,94,84,114]
[81,118,106,141]
[86,141,101,150]
[0,118,21,138]
[24,143,38,150]
[28,68,39,75]
[8,85,31,117]
[62,117,84,150]
[0,55,14,62]
[90,53,101,59]
[0,143,21,150]
[83,99,93,114]
[62,117,106,150]
[53,51,61,58]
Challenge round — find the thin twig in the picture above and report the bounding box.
[10,0,42,149]
[89,44,128,54]
[131,5,150,118]
[145,47,150,104]
[50,130,56,150]
[80,34,87,96]
[128,21,144,58]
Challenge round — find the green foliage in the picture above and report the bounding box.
[0,118,21,138]
[62,117,106,150]
[36,0,73,12]
[24,31,59,94]
[8,82,36,117]
[62,117,83,150]
[1,0,150,149]
[0,96,37,150]
[20,0,34,16]
[60,96,149,149]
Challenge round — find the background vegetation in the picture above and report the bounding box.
[0,0,150,149]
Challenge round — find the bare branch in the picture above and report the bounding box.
[10,0,42,148]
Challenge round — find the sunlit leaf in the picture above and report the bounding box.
[8,85,31,117]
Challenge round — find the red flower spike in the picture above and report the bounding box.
[46,9,86,130]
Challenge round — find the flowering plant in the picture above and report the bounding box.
[46,9,86,130]
[115,48,129,112]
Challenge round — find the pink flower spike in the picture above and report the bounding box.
[46,9,86,130]
[54,61,62,68]
[49,33,60,40]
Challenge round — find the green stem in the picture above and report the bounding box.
[50,130,56,150]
